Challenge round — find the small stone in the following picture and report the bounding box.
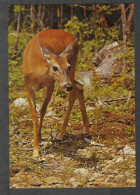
[106,160,113,165]
[47,154,55,158]
[46,177,62,185]
[88,177,95,182]
[92,172,103,178]
[74,168,89,176]
[88,182,94,185]
[13,98,29,108]
[125,171,131,177]
[77,148,91,158]
[123,145,135,155]
[102,164,111,172]
[52,180,63,184]
[104,175,114,182]
[36,104,41,112]
[45,111,54,117]
[86,107,95,112]
[12,183,20,188]
[92,167,95,171]
[70,177,76,183]
[30,176,42,186]
[116,157,123,163]
[71,181,80,188]
[127,179,136,184]
[119,145,135,156]
[114,175,124,182]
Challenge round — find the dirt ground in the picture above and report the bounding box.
[9,107,135,188]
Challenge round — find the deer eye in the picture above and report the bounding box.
[53,66,58,71]
[68,66,71,71]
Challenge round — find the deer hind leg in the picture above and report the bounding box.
[56,89,76,140]
[27,87,39,157]
[37,82,54,142]
[75,81,89,134]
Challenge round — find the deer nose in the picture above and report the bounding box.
[64,84,73,91]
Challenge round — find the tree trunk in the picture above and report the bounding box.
[120,4,127,73]
[84,6,86,19]
[60,5,63,26]
[126,4,134,33]
[120,4,127,53]
[57,5,60,28]
[41,5,45,22]
[38,5,42,19]
[50,5,53,28]
[14,5,21,51]
[71,5,73,19]
[30,5,36,34]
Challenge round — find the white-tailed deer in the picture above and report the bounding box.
[23,29,89,157]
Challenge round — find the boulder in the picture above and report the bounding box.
[13,98,29,108]
[91,42,122,78]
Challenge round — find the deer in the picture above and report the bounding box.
[23,29,89,157]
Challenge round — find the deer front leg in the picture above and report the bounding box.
[27,87,39,157]
[75,81,89,134]
[37,82,54,142]
[56,89,76,140]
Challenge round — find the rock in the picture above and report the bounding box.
[13,98,29,108]
[74,168,89,176]
[119,145,135,156]
[69,178,80,187]
[104,175,114,182]
[114,175,124,182]
[102,164,112,172]
[52,180,63,184]
[36,104,41,112]
[46,177,63,185]
[71,181,80,188]
[77,71,92,92]
[47,154,55,159]
[106,160,113,165]
[123,145,135,155]
[88,177,95,182]
[92,172,103,178]
[77,149,91,158]
[125,171,131,177]
[12,183,20,188]
[45,111,54,117]
[115,157,124,163]
[127,179,136,184]
[86,107,95,112]
[91,42,122,78]
[30,176,42,186]
[69,177,76,183]
[87,182,94,185]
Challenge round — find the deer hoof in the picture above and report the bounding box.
[82,126,89,134]
[33,148,40,158]
[56,133,64,141]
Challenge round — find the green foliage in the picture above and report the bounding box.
[8,4,135,129]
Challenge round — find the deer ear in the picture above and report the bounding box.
[38,41,54,61]
[60,39,77,58]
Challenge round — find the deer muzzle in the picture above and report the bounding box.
[64,83,73,91]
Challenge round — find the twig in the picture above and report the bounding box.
[40,149,48,158]
[55,96,134,110]
[126,91,132,104]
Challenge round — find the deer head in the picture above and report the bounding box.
[38,39,77,92]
